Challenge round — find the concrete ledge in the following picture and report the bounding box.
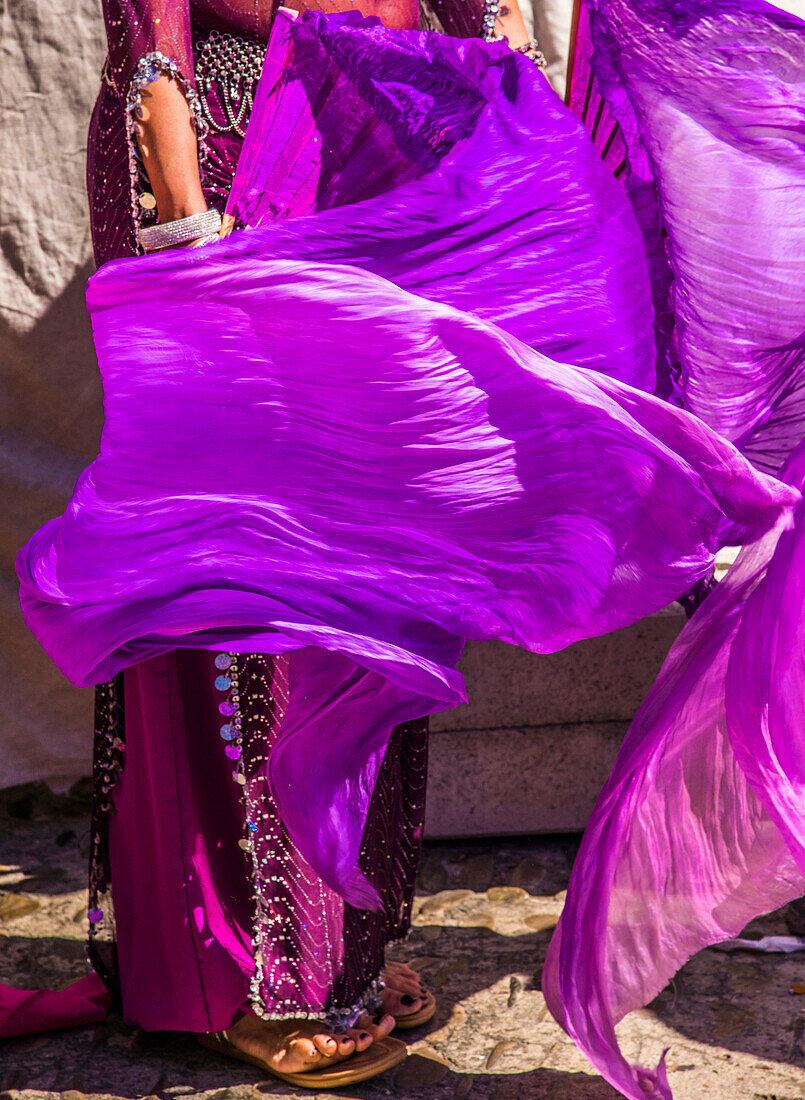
[425,606,686,836]
[425,721,630,837]
[431,604,685,733]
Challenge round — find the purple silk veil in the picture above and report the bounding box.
[542,440,805,1100]
[17,11,797,910]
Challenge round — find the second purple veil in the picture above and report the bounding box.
[543,0,805,1096]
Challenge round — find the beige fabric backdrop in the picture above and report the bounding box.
[0,0,578,792]
[1,0,107,791]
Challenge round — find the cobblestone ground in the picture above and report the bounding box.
[2,784,805,1099]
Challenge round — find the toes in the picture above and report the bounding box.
[312,1033,338,1057]
[288,1036,322,1065]
[387,960,419,981]
[385,962,422,995]
[390,982,425,998]
[343,1026,373,1052]
[357,1011,394,1039]
[333,1033,357,1057]
[382,989,426,1016]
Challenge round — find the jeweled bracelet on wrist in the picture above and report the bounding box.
[514,38,547,69]
[137,209,222,252]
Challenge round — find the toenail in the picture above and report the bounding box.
[360,1031,370,1039]
[401,994,415,1005]
[372,1012,386,1024]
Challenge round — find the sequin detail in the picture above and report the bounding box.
[481,0,500,39]
[218,654,427,1028]
[87,674,126,1007]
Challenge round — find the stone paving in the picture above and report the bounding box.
[2,786,805,1099]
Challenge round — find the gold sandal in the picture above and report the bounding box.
[393,990,437,1031]
[198,1029,407,1089]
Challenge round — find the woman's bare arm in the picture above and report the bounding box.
[134,75,207,222]
[130,0,531,231]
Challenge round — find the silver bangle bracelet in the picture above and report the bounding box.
[137,209,222,252]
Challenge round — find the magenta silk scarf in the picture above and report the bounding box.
[12,9,805,1098]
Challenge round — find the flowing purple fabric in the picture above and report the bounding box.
[569,0,805,474]
[15,7,805,1087]
[542,440,805,1100]
[224,12,658,385]
[16,13,797,915]
[535,2,805,1095]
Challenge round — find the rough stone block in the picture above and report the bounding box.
[425,605,691,836]
[425,721,630,837]
[431,605,685,732]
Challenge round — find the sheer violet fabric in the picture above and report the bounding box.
[542,441,805,1100]
[537,0,805,1095]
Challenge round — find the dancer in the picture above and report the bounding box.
[10,0,545,1088]
[83,0,473,1087]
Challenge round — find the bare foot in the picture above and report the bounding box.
[223,1009,395,1075]
[382,960,430,1019]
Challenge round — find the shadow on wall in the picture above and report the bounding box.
[1,258,101,791]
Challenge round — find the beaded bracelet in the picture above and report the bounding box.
[137,209,222,252]
[514,37,548,69]
[480,0,547,68]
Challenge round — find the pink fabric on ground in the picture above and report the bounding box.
[0,974,109,1038]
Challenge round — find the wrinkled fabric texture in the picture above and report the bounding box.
[16,13,798,915]
[226,13,657,384]
[0,0,105,794]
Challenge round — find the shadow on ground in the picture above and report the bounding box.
[1,1015,619,1099]
[4,825,805,1098]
